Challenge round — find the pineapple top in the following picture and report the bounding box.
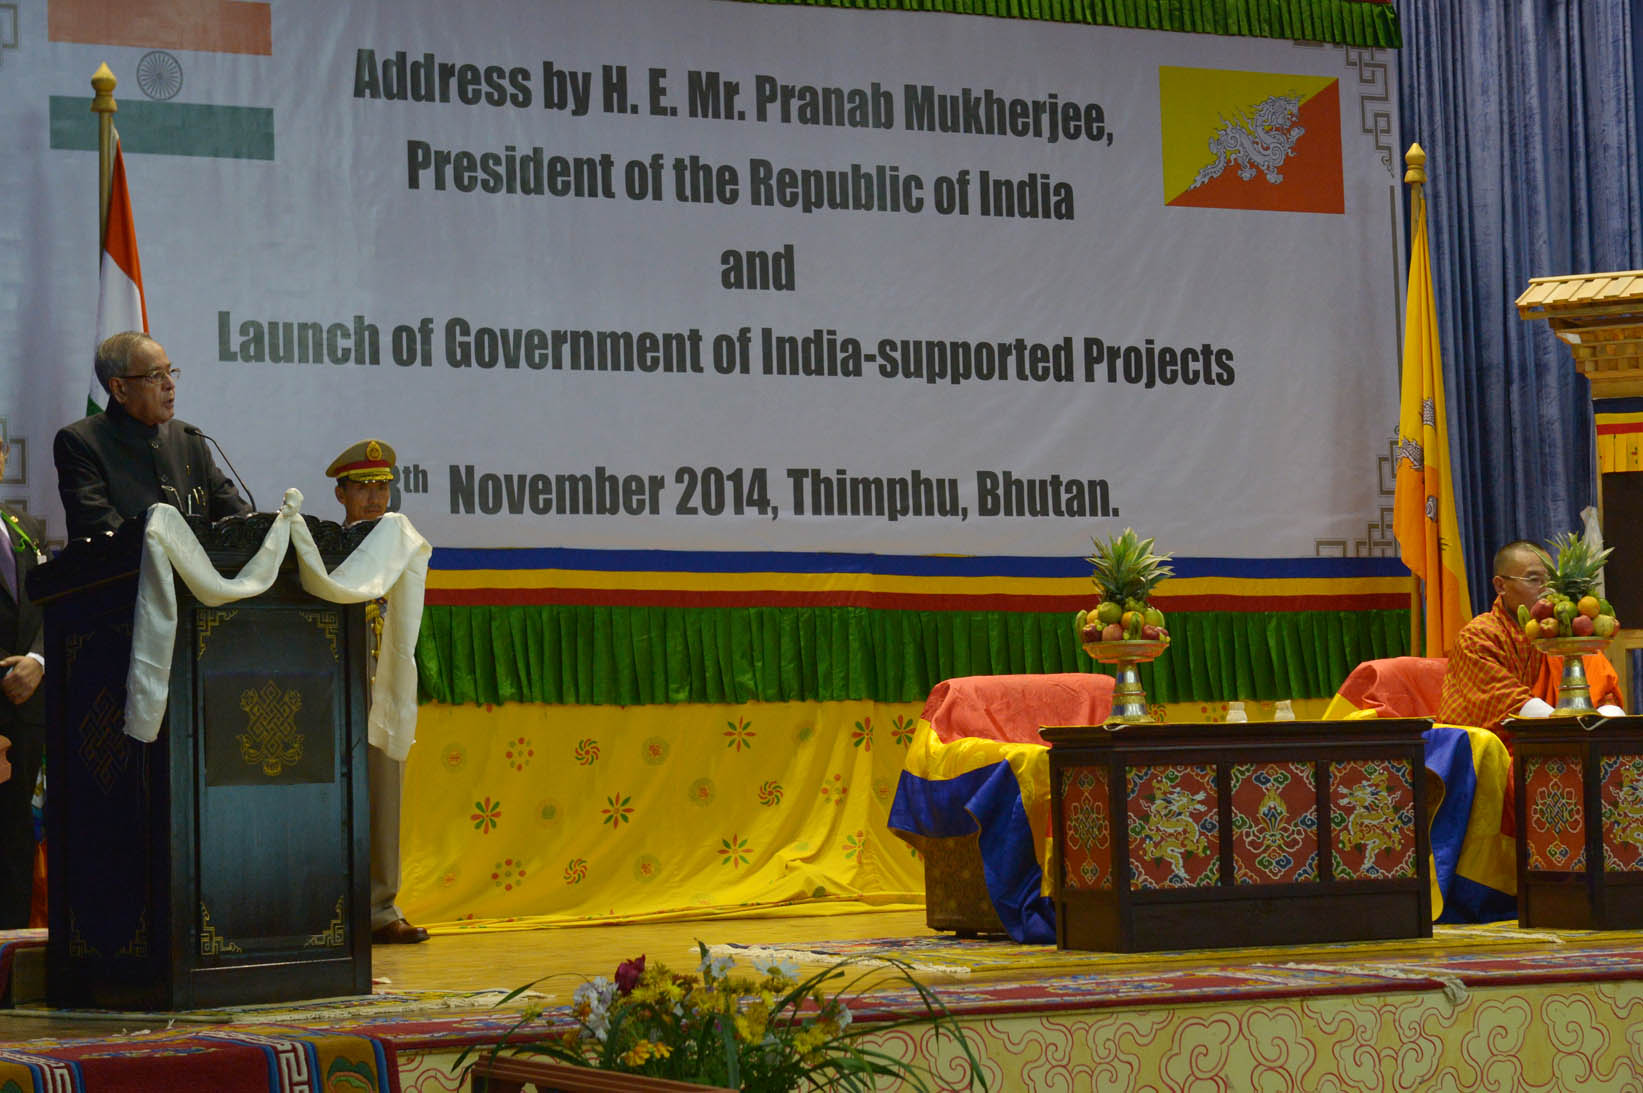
[1086,528,1174,606]
[1544,530,1613,601]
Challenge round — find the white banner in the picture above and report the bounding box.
[1,0,1402,558]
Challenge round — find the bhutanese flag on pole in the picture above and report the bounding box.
[1394,143,1471,656]
[91,135,147,413]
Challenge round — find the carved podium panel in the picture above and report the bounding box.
[1511,714,1643,930]
[1042,719,1432,952]
[27,514,373,1009]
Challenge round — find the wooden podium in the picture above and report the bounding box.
[27,513,374,1009]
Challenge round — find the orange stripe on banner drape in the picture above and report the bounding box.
[1393,144,1470,656]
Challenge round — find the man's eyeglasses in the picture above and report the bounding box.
[1501,574,1548,589]
[119,368,180,386]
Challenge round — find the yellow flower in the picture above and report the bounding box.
[733,1001,769,1044]
[790,1024,830,1058]
[620,1040,673,1067]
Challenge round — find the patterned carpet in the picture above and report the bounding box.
[374,931,1643,1091]
[0,1024,398,1093]
[10,928,1643,1091]
[707,920,1643,979]
[3,988,529,1027]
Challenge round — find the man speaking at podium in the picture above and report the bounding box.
[54,332,250,539]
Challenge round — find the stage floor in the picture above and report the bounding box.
[0,906,938,1041]
[7,909,1643,1090]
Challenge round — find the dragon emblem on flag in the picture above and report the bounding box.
[1190,94,1305,188]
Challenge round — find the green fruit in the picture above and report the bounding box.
[1125,614,1143,639]
[1555,601,1578,625]
[1075,609,1088,631]
[1145,606,1165,628]
[1096,601,1123,626]
[1517,604,1532,626]
[1595,614,1619,638]
[1601,597,1616,617]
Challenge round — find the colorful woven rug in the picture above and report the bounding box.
[3,988,530,1026]
[707,921,1643,979]
[0,1023,397,1093]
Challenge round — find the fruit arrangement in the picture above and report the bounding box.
[1519,531,1620,640]
[1076,528,1174,644]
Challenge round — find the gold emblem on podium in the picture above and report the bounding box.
[200,903,243,956]
[197,608,239,659]
[238,680,305,777]
[305,897,347,948]
[300,610,341,662]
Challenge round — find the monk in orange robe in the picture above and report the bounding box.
[1438,540,1621,749]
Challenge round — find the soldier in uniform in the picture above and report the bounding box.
[327,438,427,944]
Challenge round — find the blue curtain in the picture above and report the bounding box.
[1398,1,1643,608]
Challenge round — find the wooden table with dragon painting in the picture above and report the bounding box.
[1510,713,1643,930]
[1041,718,1432,952]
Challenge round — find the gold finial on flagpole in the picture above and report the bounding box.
[1404,143,1426,188]
[91,63,118,247]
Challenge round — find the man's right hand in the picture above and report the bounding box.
[0,656,41,705]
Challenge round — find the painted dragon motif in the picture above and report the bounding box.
[1190,94,1305,189]
[1338,767,1403,864]
[1141,784,1211,878]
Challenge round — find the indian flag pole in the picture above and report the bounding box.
[89,64,147,414]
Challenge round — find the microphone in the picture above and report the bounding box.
[182,424,258,513]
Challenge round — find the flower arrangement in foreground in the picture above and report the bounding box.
[459,942,987,1092]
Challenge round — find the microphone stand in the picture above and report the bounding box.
[182,425,258,512]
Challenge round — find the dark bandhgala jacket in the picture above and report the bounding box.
[54,401,251,539]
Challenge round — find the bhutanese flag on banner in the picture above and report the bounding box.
[91,136,148,414]
[1159,66,1343,214]
[1394,145,1470,656]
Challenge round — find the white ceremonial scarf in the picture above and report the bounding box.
[124,489,431,760]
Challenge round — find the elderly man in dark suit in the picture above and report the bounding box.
[54,331,250,538]
[0,438,45,927]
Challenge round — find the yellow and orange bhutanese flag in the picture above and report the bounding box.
[1158,66,1343,214]
[1394,145,1471,656]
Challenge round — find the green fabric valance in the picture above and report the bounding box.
[734,0,1400,47]
[416,603,1409,708]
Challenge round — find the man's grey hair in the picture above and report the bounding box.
[94,331,157,394]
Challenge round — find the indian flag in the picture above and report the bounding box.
[91,137,147,414]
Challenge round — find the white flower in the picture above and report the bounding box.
[572,977,617,1042]
[834,1001,853,1032]
[749,955,800,979]
[698,951,734,981]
